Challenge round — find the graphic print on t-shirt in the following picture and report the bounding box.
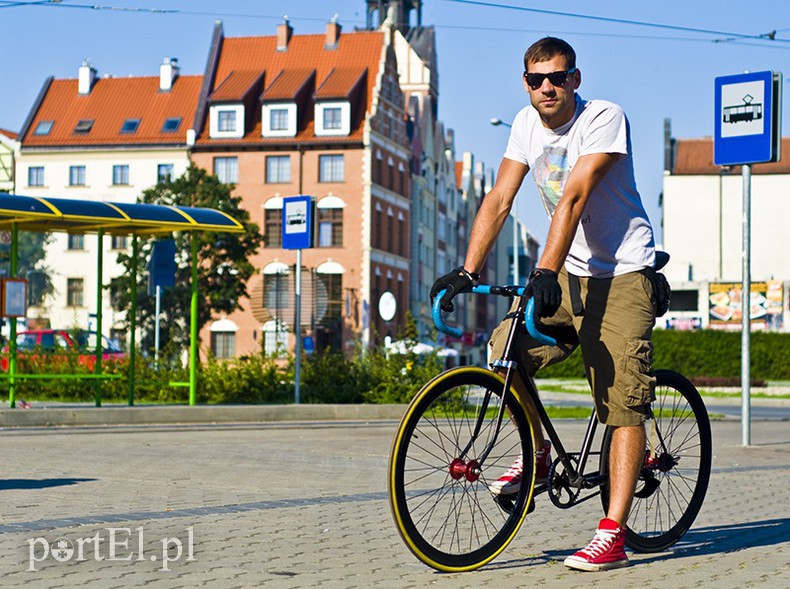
[531,145,569,214]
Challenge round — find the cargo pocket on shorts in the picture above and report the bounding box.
[622,338,655,407]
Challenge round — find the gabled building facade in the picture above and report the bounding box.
[16,59,201,336]
[189,18,411,356]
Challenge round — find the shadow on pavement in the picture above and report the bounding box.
[0,478,96,490]
[635,518,790,563]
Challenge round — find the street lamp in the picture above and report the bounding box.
[490,117,519,285]
[489,117,511,128]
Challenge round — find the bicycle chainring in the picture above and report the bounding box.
[547,456,582,508]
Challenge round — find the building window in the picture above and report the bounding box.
[120,119,140,134]
[67,278,84,307]
[158,164,174,182]
[318,154,344,182]
[317,208,343,247]
[266,156,291,183]
[67,234,84,250]
[210,331,236,359]
[33,121,53,136]
[111,235,128,250]
[74,119,94,134]
[323,107,342,130]
[162,117,181,133]
[318,272,343,325]
[270,108,289,131]
[28,166,45,187]
[112,165,130,186]
[263,320,288,356]
[214,157,238,184]
[69,165,86,186]
[264,208,283,247]
[217,110,236,132]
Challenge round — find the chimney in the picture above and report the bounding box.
[78,59,97,95]
[160,57,180,92]
[276,16,293,51]
[325,15,341,49]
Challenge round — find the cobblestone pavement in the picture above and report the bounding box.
[0,417,787,588]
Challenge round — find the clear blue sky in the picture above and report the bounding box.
[2,0,788,246]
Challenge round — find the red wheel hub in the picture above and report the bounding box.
[448,458,481,482]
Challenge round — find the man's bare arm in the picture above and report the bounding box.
[463,158,529,274]
[537,152,621,272]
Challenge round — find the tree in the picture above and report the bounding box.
[109,165,263,353]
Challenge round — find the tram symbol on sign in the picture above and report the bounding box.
[722,94,763,124]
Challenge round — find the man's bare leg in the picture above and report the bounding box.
[605,424,646,524]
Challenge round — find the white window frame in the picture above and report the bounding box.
[315,101,351,136]
[209,104,245,138]
[214,157,239,184]
[261,103,297,137]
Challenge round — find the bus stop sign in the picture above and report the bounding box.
[714,70,782,166]
[282,195,313,250]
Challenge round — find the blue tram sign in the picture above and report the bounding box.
[282,195,313,250]
[714,70,782,166]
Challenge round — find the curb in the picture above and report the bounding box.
[0,404,409,428]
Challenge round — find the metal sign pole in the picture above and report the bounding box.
[155,285,161,369]
[741,164,751,446]
[294,249,302,404]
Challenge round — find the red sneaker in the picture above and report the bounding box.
[489,441,552,496]
[564,518,629,572]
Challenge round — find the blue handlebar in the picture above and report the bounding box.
[432,286,557,347]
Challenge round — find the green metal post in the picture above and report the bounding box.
[94,229,103,407]
[189,235,198,405]
[128,235,138,406]
[8,222,18,408]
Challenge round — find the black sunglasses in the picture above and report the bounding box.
[524,67,577,90]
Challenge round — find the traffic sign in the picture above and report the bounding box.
[282,195,313,250]
[714,70,782,166]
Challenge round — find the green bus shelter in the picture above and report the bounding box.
[0,193,245,408]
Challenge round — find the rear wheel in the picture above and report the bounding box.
[388,366,535,571]
[600,369,712,552]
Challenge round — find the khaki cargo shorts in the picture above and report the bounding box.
[489,268,656,427]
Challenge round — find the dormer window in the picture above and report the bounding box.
[74,119,94,134]
[261,103,297,137]
[34,121,54,136]
[209,105,245,138]
[314,101,350,136]
[120,119,140,134]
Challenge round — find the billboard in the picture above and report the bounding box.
[708,281,783,330]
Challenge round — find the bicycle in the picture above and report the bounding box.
[388,279,712,572]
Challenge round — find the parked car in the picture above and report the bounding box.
[0,329,124,371]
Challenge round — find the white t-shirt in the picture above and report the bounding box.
[504,95,655,278]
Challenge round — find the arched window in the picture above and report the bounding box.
[210,318,237,359]
[317,196,345,248]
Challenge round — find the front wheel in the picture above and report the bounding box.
[388,366,535,572]
[600,369,712,552]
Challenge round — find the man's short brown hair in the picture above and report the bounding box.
[523,37,576,71]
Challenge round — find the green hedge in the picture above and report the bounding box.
[539,329,790,381]
[5,329,788,406]
[1,345,442,406]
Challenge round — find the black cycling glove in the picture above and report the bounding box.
[430,267,479,312]
[526,268,562,318]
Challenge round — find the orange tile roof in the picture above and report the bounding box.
[197,31,385,146]
[315,67,366,100]
[0,128,18,139]
[455,161,463,190]
[672,137,790,175]
[21,75,202,147]
[263,69,315,101]
[210,70,264,102]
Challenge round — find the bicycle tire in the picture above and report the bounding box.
[388,366,535,572]
[600,369,712,552]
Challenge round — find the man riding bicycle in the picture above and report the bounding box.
[431,36,658,572]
